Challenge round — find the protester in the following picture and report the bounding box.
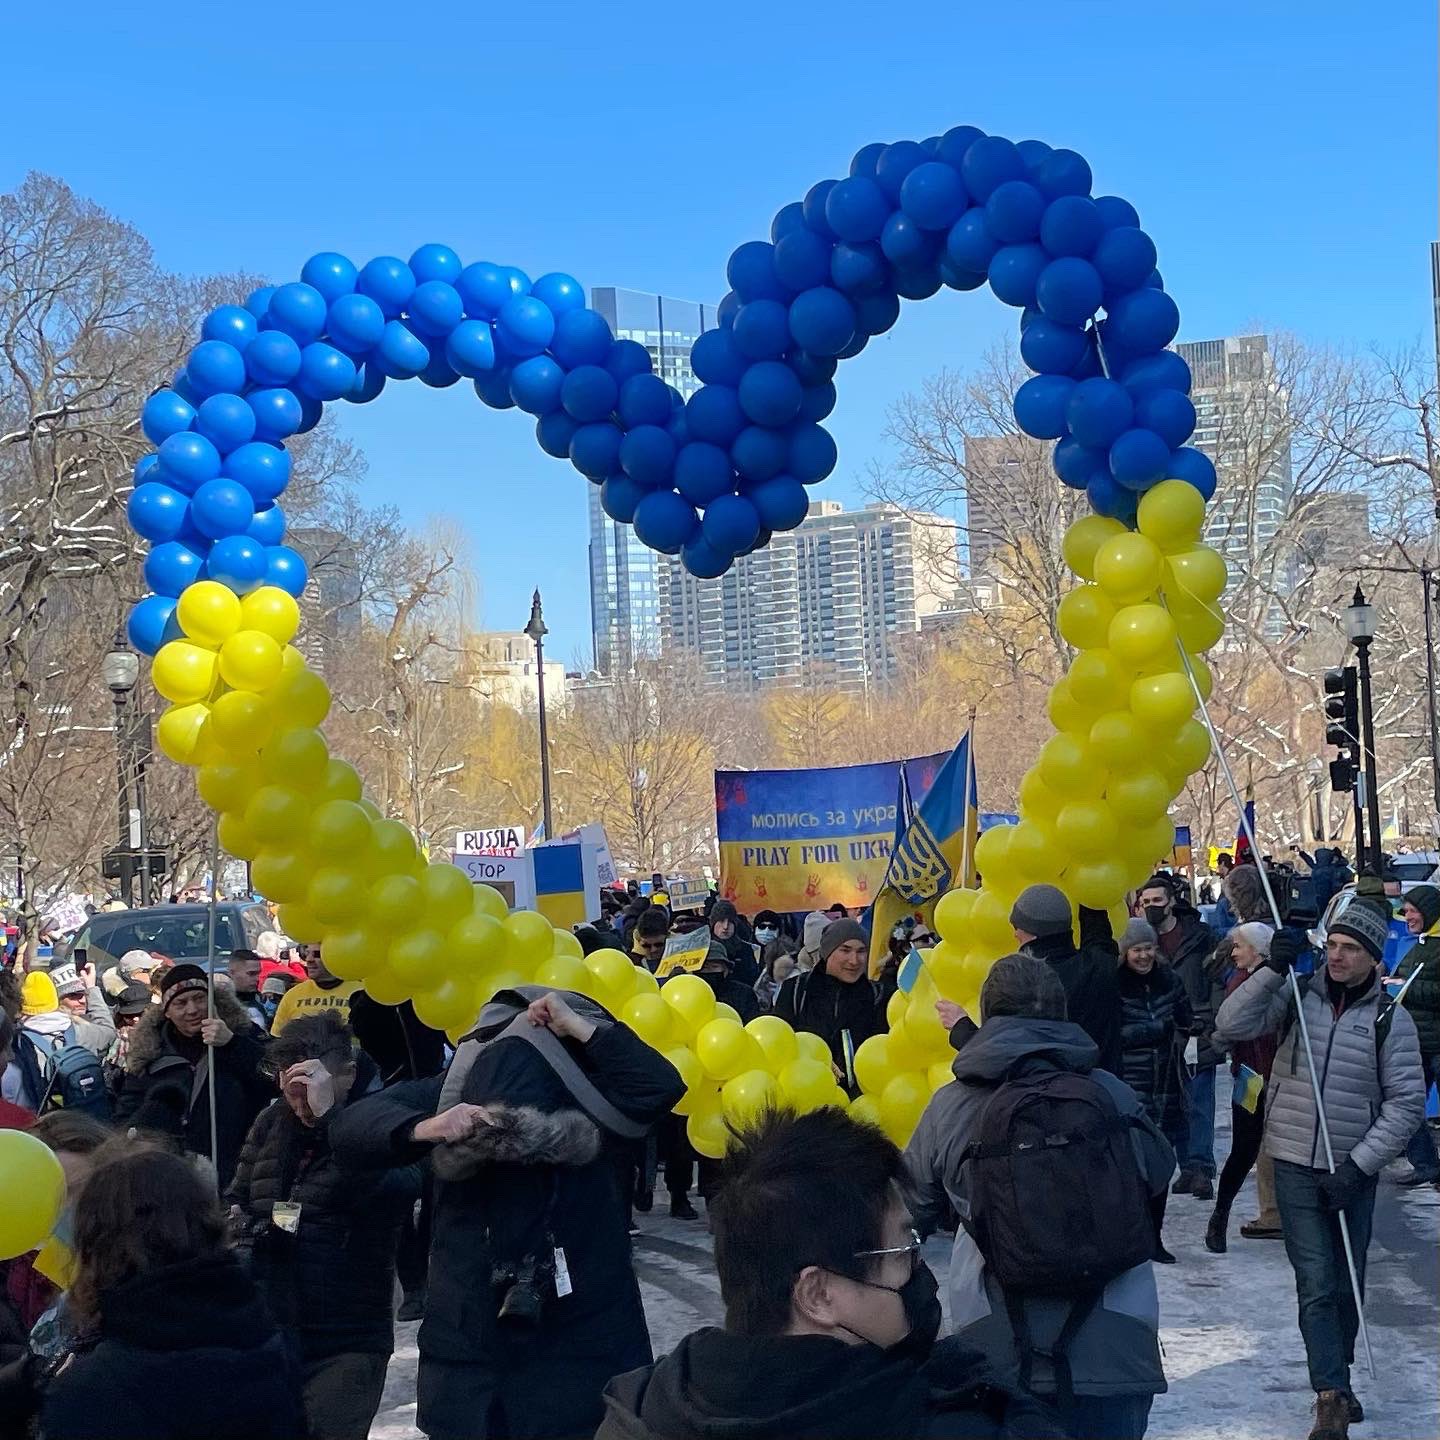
[0,1012,33,1130]
[40,1144,305,1440]
[753,942,799,1012]
[115,964,272,1188]
[774,920,884,1093]
[601,1106,1061,1440]
[694,940,761,1023]
[795,910,831,972]
[49,962,109,1024]
[331,988,685,1440]
[269,942,361,1033]
[6,971,114,1117]
[1205,923,1278,1252]
[707,900,759,986]
[825,901,849,921]
[752,909,785,949]
[256,971,291,1027]
[223,948,269,1032]
[1214,902,1424,1438]
[98,949,157,1007]
[101,983,153,1099]
[1007,884,1122,1074]
[879,923,915,1006]
[907,954,1173,1440]
[1303,848,1353,913]
[632,908,671,972]
[1391,883,1440,1186]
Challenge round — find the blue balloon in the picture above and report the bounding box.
[824,176,891,243]
[773,230,832,292]
[1086,471,1138,522]
[158,432,221,492]
[1020,317,1090,375]
[141,390,195,446]
[145,540,207,597]
[1095,196,1141,231]
[900,162,968,231]
[445,320,498,378]
[409,244,463,285]
[702,494,761,556]
[1104,288,1180,352]
[849,142,887,178]
[296,342,356,402]
[961,136,1025,201]
[799,382,838,423]
[731,425,789,482]
[1167,446,1218,500]
[880,212,939,268]
[788,423,838,482]
[357,257,417,318]
[945,210,999,274]
[681,537,731,578]
[787,288,856,358]
[456,263,510,321]
[690,328,747,387]
[1092,227,1159,295]
[347,362,387,404]
[1066,378,1134,449]
[937,125,985,171]
[267,282,328,344]
[496,296,554,356]
[788,351,838,386]
[531,273,585,315]
[191,478,255,539]
[1053,437,1108,489]
[985,181,1045,244]
[570,422,624,479]
[184,340,245,399]
[771,201,808,243]
[224,441,290,503]
[606,340,653,384]
[135,453,160,487]
[987,244,1048,308]
[170,369,203,405]
[127,482,190,542]
[732,300,791,361]
[247,503,286,546]
[874,141,929,202]
[750,475,810,530]
[248,387,304,442]
[536,411,578,459]
[300,251,357,301]
[633,491,697,555]
[802,179,839,238]
[1034,149,1093,201]
[244,286,276,319]
[737,361,804,427]
[561,365,619,423]
[726,241,788,302]
[1109,428,1171,491]
[418,348,461,388]
[618,374,672,428]
[407,281,463,338]
[263,544,308,597]
[375,321,430,379]
[246,330,302,386]
[1134,388,1196,450]
[473,369,516,409]
[295,392,324,431]
[600,474,647,523]
[892,264,940,302]
[1039,196,1103,258]
[939,259,988,291]
[685,386,746,446]
[674,442,736,505]
[510,355,565,414]
[855,289,901,336]
[1013,374,1077,439]
[830,242,889,294]
[192,393,253,454]
[1016,139,1052,174]
[1035,257,1103,329]
[717,291,741,327]
[202,304,257,348]
[126,595,178,656]
[1122,350,1192,395]
[619,425,676,486]
[550,308,613,368]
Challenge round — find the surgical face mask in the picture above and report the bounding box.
[1143,905,1168,928]
[755,926,778,944]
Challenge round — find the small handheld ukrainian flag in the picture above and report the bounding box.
[1233,1063,1264,1114]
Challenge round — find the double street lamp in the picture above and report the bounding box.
[1343,586,1384,872]
[523,590,555,839]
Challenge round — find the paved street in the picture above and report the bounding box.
[372,1107,1440,1439]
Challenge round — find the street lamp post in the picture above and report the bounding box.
[101,632,142,906]
[524,590,554,839]
[1344,586,1384,872]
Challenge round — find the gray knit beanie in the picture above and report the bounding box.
[1328,899,1390,963]
[1009,884,1072,939]
[818,918,869,961]
[1120,917,1158,954]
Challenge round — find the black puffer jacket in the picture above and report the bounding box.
[227,1100,420,1361]
[773,964,883,1091]
[1117,963,1193,1139]
[1158,905,1218,1066]
[1020,924,1122,1077]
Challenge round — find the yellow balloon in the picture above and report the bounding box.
[551,929,584,961]
[687,1106,730,1160]
[390,928,448,983]
[586,948,639,1006]
[1187,653,1214,702]
[269,667,332,728]
[1089,710,1145,767]
[1067,649,1129,710]
[1017,768,1062,820]
[779,1057,838,1112]
[259,726,330,791]
[925,941,967,997]
[852,1033,891,1096]
[1129,672,1194,733]
[630,965,660,997]
[208,690,275,753]
[1007,820,1059,881]
[369,874,421,931]
[322,926,383,981]
[1162,718,1211,778]
[308,799,372,858]
[217,811,261,860]
[239,585,301,645]
[363,966,415,1006]
[533,953,588,991]
[1062,514,1127,581]
[448,913,506,972]
[0,1130,66,1260]
[1055,800,1120,856]
[418,863,475,929]
[1164,545,1227,607]
[794,1031,832,1067]
[246,784,309,844]
[666,1046,706,1115]
[933,887,977,942]
[175,579,243,647]
[1170,597,1225,653]
[1038,733,1108,799]
[369,820,420,877]
[219,630,284,692]
[1093,532,1164,605]
[156,702,213,765]
[506,910,558,969]
[1056,585,1117,651]
[198,758,260,813]
[472,884,509,923]
[663,974,718,1038]
[307,866,370,925]
[153,641,219,704]
[1107,767,1172,822]
[1045,679,1098,736]
[413,977,482,1033]
[623,992,676,1049]
[250,846,314,903]
[1066,859,1129,911]
[879,1071,930,1145]
[722,1068,777,1126]
[696,1017,764,1082]
[1108,603,1177,666]
[928,1059,954,1093]
[848,1094,884,1130]
[745,1014,799,1072]
[972,823,1013,881]
[317,758,364,805]
[1137,478,1206,551]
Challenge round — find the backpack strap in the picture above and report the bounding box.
[1002,1287,1102,1410]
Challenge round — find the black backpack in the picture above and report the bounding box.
[960,1069,1154,1402]
[17,1027,113,1120]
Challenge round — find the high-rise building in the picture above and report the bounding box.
[587,288,716,674]
[659,501,957,690]
[460,632,568,711]
[289,526,362,676]
[961,434,1062,580]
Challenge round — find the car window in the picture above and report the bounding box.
[86,910,242,966]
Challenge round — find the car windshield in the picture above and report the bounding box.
[85,910,242,966]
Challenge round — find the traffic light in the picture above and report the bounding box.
[1324,666,1360,790]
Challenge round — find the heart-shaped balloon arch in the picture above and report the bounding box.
[124,127,1226,1152]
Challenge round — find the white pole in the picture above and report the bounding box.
[204,817,220,1177]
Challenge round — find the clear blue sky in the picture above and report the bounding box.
[5,2,1435,662]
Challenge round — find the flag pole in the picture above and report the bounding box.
[204,816,221,1180]
[959,707,979,887]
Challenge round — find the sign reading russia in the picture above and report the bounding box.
[715,754,946,914]
[455,825,526,858]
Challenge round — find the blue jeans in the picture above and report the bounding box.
[1178,1064,1217,1177]
[1053,1392,1153,1440]
[1402,1052,1439,1177]
[1273,1159,1377,1394]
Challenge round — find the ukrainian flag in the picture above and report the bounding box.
[868,731,979,970]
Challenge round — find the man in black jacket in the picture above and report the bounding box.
[1008,885,1122,1076]
[707,900,760,987]
[331,990,683,1440]
[598,1107,1062,1440]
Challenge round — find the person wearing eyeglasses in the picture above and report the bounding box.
[599,1106,1061,1440]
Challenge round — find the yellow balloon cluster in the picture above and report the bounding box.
[0,1130,65,1260]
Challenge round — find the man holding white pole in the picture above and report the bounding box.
[1215,901,1424,1440]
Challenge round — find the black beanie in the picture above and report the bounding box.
[159,963,208,1016]
[1404,884,1440,933]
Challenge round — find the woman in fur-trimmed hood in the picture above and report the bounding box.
[114,964,272,1189]
[331,989,685,1440]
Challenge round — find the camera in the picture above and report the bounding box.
[491,1254,551,1327]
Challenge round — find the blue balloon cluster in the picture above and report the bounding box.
[126,130,1211,628]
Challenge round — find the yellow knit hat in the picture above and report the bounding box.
[20,971,59,1017]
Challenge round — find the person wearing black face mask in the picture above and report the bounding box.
[598,1108,1060,1440]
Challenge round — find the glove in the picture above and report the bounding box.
[1316,1158,1367,1212]
[1266,929,1306,976]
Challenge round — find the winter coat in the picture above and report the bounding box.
[1116,963,1192,1140]
[0,1267,36,1440]
[598,1328,1065,1440]
[1308,853,1351,912]
[692,970,760,1023]
[710,933,760,987]
[1019,930,1122,1077]
[1214,966,1425,1174]
[1394,934,1440,1058]
[330,1020,684,1440]
[114,992,272,1190]
[227,1099,419,1361]
[773,964,883,1087]
[1156,906,1218,1066]
[1221,967,1279,1080]
[40,1254,305,1440]
[348,991,447,1084]
[11,995,115,1111]
[906,1016,1173,1400]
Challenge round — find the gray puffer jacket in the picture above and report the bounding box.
[1213,967,1423,1175]
[905,1016,1173,1400]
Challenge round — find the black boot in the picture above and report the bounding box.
[1204,1206,1229,1254]
[1191,1172,1215,1201]
[669,1194,698,1220]
[1171,1167,1197,1195]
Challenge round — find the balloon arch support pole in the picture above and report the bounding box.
[204,815,221,1178]
[1163,610,1376,1382]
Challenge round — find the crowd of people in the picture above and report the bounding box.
[0,851,1435,1440]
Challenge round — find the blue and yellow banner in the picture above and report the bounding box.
[715,753,946,914]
